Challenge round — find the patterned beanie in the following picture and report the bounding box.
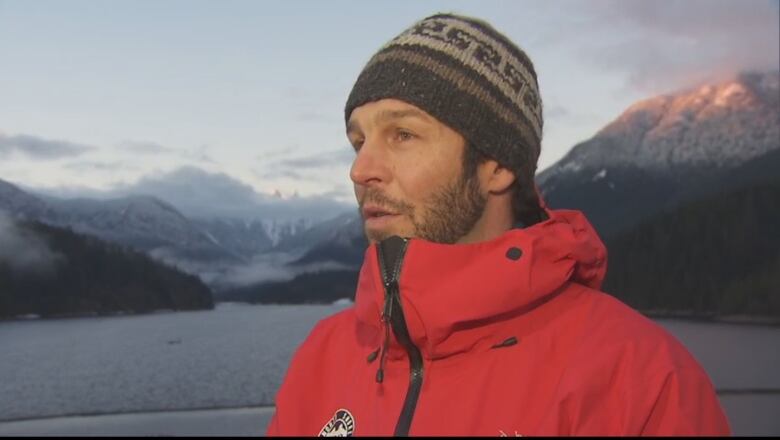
[345,13,544,183]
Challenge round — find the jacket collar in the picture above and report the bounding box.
[354,208,607,360]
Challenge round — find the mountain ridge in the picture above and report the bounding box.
[538,70,779,237]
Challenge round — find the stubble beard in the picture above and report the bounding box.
[359,171,487,244]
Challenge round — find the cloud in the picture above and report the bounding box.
[254,148,355,186]
[205,251,353,290]
[254,168,313,181]
[543,0,780,94]
[264,148,354,170]
[256,144,301,161]
[181,144,216,164]
[0,133,95,160]
[118,140,175,154]
[116,166,352,221]
[319,185,354,201]
[22,184,115,201]
[118,140,215,163]
[64,161,138,172]
[118,166,259,215]
[544,105,570,120]
[0,213,64,274]
[296,111,332,123]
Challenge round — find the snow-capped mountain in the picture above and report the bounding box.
[1,177,359,288]
[539,71,778,184]
[215,212,366,302]
[261,218,317,247]
[190,216,337,261]
[288,212,366,267]
[8,70,774,294]
[192,218,274,259]
[0,179,241,265]
[537,71,780,237]
[0,179,55,220]
[114,166,353,224]
[53,196,226,252]
[273,211,362,254]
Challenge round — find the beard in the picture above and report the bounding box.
[358,170,487,244]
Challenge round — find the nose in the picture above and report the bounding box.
[349,138,389,187]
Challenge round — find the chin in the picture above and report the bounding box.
[365,230,389,243]
[365,227,410,243]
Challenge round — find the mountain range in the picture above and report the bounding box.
[217,71,780,314]
[2,70,777,315]
[1,181,239,264]
[0,173,356,291]
[260,71,780,269]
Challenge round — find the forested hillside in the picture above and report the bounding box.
[604,181,780,317]
[0,220,214,319]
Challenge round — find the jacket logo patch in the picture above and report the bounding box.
[318,408,355,437]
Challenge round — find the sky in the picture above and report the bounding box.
[1,0,778,205]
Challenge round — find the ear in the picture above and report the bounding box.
[480,159,516,194]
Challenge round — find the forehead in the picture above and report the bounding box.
[347,99,438,132]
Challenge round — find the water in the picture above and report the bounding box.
[0,303,777,436]
[654,319,780,390]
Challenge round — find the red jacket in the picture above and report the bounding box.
[266,209,730,436]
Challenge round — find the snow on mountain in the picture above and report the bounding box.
[260,218,317,247]
[193,217,274,259]
[291,219,366,268]
[1,177,361,288]
[0,179,55,220]
[0,180,241,267]
[537,71,780,238]
[272,211,362,254]
[56,196,238,262]
[538,71,780,187]
[117,166,352,222]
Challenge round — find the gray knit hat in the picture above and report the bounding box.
[345,13,543,182]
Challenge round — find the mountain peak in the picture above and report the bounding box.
[114,194,182,216]
[604,71,777,138]
[536,71,779,238]
[0,178,51,219]
[540,70,779,184]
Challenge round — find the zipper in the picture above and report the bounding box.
[376,237,423,437]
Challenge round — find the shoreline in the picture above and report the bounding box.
[0,306,215,323]
[0,404,275,425]
[641,310,780,327]
[4,303,779,327]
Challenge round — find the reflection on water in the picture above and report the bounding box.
[0,303,777,435]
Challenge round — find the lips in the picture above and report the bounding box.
[361,205,398,219]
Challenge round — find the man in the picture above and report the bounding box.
[266,13,730,436]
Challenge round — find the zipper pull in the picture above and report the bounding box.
[376,281,397,384]
[376,316,391,383]
[382,281,395,322]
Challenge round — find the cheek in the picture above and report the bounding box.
[394,168,429,208]
[397,154,458,202]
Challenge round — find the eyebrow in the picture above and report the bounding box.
[346,108,432,136]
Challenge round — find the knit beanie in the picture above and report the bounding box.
[345,13,544,184]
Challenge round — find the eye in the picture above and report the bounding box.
[350,138,364,152]
[396,129,415,142]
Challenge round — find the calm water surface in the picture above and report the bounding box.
[0,303,777,435]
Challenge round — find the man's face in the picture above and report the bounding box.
[347,99,486,244]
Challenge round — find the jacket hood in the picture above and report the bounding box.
[354,208,608,360]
